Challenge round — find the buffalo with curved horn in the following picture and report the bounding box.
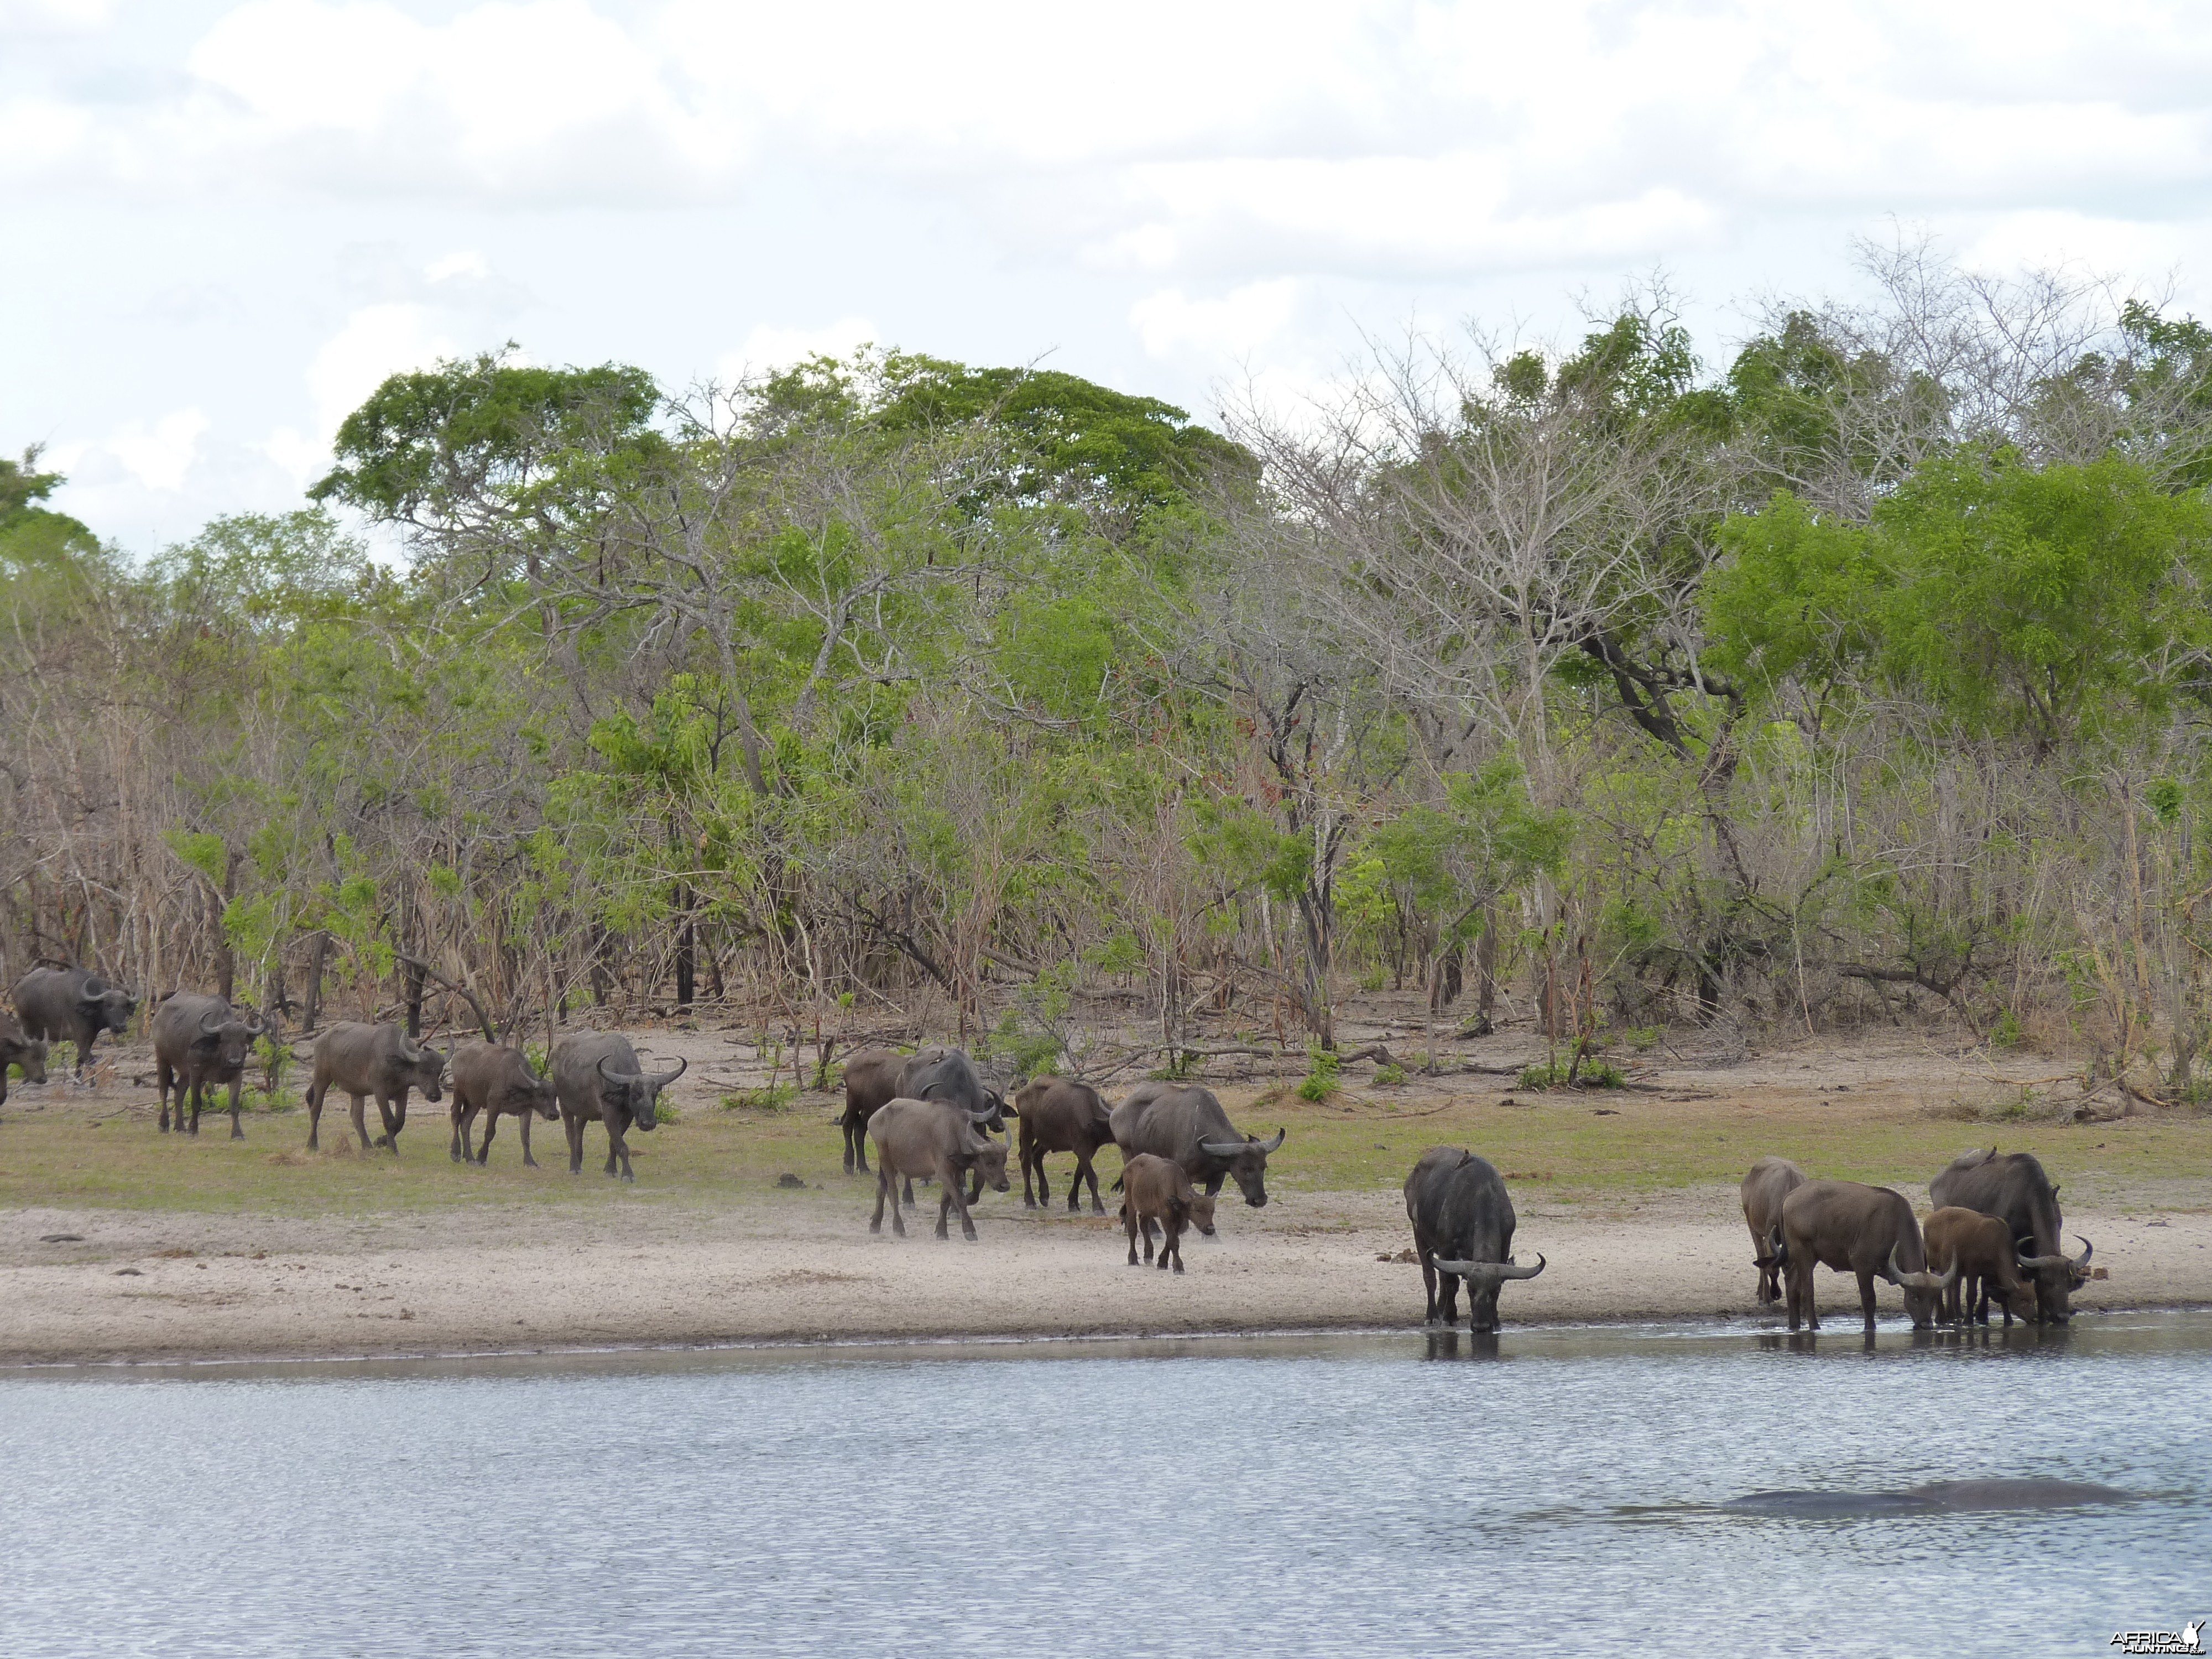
[12,966,138,1082]
[1112,1081,1284,1208]
[303,1021,448,1155]
[1779,1179,1957,1332]
[150,993,265,1138]
[550,1032,687,1180]
[1405,1147,1546,1333]
[1930,1147,2094,1322]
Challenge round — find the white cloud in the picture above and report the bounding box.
[1131,281,1300,361]
[306,301,460,440]
[0,0,112,35]
[106,409,209,492]
[715,316,879,383]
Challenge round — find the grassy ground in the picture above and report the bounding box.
[4,1078,2208,1218]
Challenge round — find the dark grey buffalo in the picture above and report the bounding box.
[448,1041,561,1166]
[551,1033,686,1181]
[837,1044,1009,1177]
[1403,1146,1547,1333]
[0,1010,48,1119]
[1778,1179,1956,1332]
[12,966,138,1081]
[867,1094,1007,1240]
[1014,1074,1118,1212]
[150,993,265,1138]
[301,1021,446,1155]
[1929,1146,2091,1323]
[1110,1081,1283,1207]
[1740,1155,1808,1306]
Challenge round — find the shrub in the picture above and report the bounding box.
[1373,1062,1406,1086]
[1298,1045,1342,1102]
[718,1084,796,1113]
[1517,1056,1624,1091]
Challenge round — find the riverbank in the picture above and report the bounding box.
[3,1028,2209,1363]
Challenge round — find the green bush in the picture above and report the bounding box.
[1517,1056,1624,1091]
[654,1099,680,1124]
[718,1084,795,1113]
[1297,1045,1342,1102]
[1373,1062,1406,1086]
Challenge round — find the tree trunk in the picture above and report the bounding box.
[403,956,425,1039]
[213,850,241,1005]
[674,884,696,1010]
[301,932,329,1032]
[1474,907,1498,1035]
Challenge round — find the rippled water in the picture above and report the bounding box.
[4,1313,2210,1657]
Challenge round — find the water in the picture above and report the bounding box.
[4,1314,2209,1657]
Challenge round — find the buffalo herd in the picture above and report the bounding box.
[1739,1147,2096,1333]
[0,968,2114,1334]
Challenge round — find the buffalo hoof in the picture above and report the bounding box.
[523,1157,539,1169]
[231,1127,244,1141]
[1172,1262,1184,1275]
[159,1120,170,1134]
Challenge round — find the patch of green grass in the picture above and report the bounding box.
[719,1083,796,1113]
[1297,1046,1342,1103]
[1516,1057,1624,1091]
[1373,1062,1406,1086]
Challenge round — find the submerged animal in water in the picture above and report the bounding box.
[1720,1479,2131,1516]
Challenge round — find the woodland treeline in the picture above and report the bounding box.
[7,244,2212,1095]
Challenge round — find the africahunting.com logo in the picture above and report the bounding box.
[2111,1621,2203,1655]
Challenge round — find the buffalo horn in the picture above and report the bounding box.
[2015,1248,2070,1270]
[242,1011,265,1036]
[80,977,107,1002]
[1199,1128,1286,1157]
[1886,1244,1958,1291]
[1258,1127,1286,1154]
[2072,1236,2093,1270]
[199,1009,226,1036]
[597,1055,644,1086]
[649,1056,688,1090]
[1431,1253,1546,1281]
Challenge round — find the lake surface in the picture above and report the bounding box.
[4,1313,2209,1657]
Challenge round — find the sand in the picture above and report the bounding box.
[2,1186,2204,1367]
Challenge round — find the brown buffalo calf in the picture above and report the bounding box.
[1119,1152,1217,1273]
[1922,1206,2040,1327]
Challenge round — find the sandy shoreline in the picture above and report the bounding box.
[4,1188,2206,1367]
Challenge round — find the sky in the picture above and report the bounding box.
[7,0,2212,554]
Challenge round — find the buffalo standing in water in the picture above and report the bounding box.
[150,993,265,1138]
[1778,1179,1955,1332]
[1110,1082,1283,1206]
[1014,1074,1118,1212]
[12,966,138,1081]
[1922,1206,2040,1327]
[447,1041,561,1166]
[0,1010,48,1119]
[302,1021,447,1155]
[837,1045,1008,1177]
[550,1033,686,1180]
[867,1095,1008,1241]
[1403,1147,1546,1333]
[1929,1147,2091,1323]
[1740,1156,1807,1306]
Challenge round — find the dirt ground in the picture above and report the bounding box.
[2,1018,2207,1365]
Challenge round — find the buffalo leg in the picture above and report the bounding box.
[451,1098,474,1163]
[1420,1252,1439,1323]
[158,1059,175,1133]
[1124,1202,1140,1265]
[348,1092,375,1152]
[1162,1216,1182,1273]
[517,1112,539,1169]
[1203,1172,1225,1197]
[305,1079,325,1150]
[1856,1272,1879,1332]
[605,1123,631,1180]
[944,1157,976,1240]
[1784,1259,1807,1332]
[1140,1215,1156,1264]
[227,1077,244,1140]
[187,1077,203,1135]
[565,1111,586,1175]
[477,1109,500,1166]
[1078,1151,1103,1215]
[372,1090,401,1151]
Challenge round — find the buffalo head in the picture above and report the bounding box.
[972,1140,1010,1193]
[1185,1190,1218,1238]
[595,1052,688,1128]
[1199,1126,1285,1207]
[1885,1244,1959,1329]
[197,1006,265,1074]
[397,1036,447,1103]
[79,977,137,1036]
[4,1034,48,1086]
[2015,1235,2092,1323]
[1431,1252,1546,1334]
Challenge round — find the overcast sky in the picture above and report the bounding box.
[8,0,2212,553]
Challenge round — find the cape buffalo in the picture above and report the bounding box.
[448,1040,561,1166]
[0,1010,47,1118]
[1404,1147,1546,1333]
[1110,1081,1284,1207]
[1922,1206,2040,1327]
[551,1033,686,1181]
[13,966,137,1081]
[1014,1074,1118,1212]
[867,1094,1007,1240]
[1120,1152,1216,1271]
[1741,1156,1808,1306]
[837,1044,1009,1177]
[150,993,265,1138]
[1928,1147,2091,1323]
[1778,1179,1956,1332]
[303,1021,446,1155]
